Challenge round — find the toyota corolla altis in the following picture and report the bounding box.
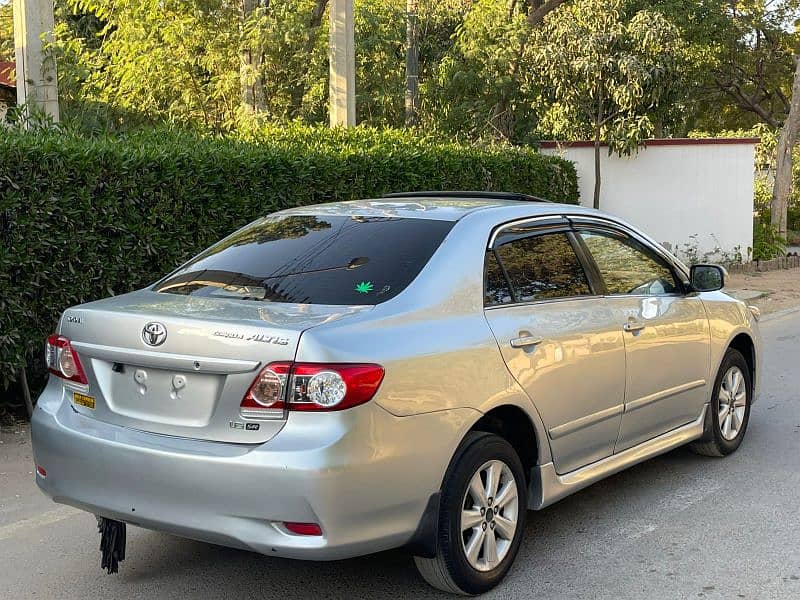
[32,192,760,594]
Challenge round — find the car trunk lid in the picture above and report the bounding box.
[58,290,370,443]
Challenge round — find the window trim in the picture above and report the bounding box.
[573,225,686,298]
[487,216,570,249]
[567,216,690,284]
[483,226,599,308]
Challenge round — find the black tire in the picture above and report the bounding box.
[690,348,752,457]
[414,432,527,595]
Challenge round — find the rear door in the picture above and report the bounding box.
[483,220,627,474]
[573,223,710,451]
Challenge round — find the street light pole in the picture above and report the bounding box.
[329,0,355,127]
[12,0,60,123]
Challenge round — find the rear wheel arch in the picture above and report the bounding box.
[406,405,540,559]
[467,405,539,481]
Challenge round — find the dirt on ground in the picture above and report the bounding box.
[727,267,800,315]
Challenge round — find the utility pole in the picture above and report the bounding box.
[13,0,60,123]
[329,0,355,127]
[405,0,419,127]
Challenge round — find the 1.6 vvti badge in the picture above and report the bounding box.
[32,192,761,594]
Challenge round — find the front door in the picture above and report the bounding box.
[483,224,627,474]
[574,227,710,452]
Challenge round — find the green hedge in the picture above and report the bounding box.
[0,125,578,398]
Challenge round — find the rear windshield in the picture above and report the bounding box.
[154,215,454,305]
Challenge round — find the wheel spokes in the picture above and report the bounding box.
[493,514,515,540]
[465,527,485,564]
[731,369,742,398]
[461,508,483,531]
[486,462,501,500]
[468,471,488,507]
[721,413,731,438]
[718,400,729,423]
[730,408,740,432]
[460,459,520,572]
[494,480,517,509]
[483,528,498,565]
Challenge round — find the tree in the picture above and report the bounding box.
[534,0,684,208]
[424,0,537,141]
[487,0,572,139]
[773,57,800,238]
[645,0,800,239]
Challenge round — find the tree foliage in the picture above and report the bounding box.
[534,0,683,152]
[0,2,12,63]
[532,0,684,205]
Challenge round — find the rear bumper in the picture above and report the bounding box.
[31,382,477,560]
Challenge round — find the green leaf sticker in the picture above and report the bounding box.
[355,281,374,294]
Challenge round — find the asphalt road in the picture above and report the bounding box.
[2,309,800,599]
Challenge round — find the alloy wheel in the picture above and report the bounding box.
[460,459,519,572]
[718,365,747,441]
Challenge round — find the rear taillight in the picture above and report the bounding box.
[240,362,290,419]
[45,335,88,385]
[240,362,384,419]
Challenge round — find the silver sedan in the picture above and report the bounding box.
[31,192,760,594]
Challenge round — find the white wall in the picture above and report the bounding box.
[540,141,756,261]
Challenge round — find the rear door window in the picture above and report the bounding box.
[484,251,514,306]
[155,215,454,305]
[492,232,592,303]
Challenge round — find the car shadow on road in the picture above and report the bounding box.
[114,446,711,599]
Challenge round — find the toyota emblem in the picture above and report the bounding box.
[142,322,167,347]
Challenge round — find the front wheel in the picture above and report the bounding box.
[690,348,752,457]
[414,432,527,595]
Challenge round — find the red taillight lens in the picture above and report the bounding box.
[240,362,384,419]
[289,364,385,411]
[240,362,290,419]
[45,335,88,385]
[283,522,322,536]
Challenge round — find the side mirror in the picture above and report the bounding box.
[690,264,727,292]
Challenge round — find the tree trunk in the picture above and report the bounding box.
[771,56,800,240]
[405,0,420,127]
[593,90,603,209]
[289,0,328,116]
[593,124,601,210]
[240,0,266,113]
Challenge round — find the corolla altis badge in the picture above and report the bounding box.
[141,322,167,347]
[213,330,290,345]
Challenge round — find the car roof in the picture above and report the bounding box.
[276,197,600,222]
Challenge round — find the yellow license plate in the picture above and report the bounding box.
[72,392,96,410]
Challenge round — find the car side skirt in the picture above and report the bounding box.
[529,404,708,510]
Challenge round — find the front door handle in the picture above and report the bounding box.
[623,320,646,332]
[510,335,544,348]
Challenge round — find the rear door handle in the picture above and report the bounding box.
[623,320,646,332]
[510,335,544,348]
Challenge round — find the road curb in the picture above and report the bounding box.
[760,305,800,323]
